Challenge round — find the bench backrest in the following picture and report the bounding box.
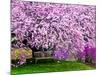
[34,51,53,58]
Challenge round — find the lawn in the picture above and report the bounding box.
[11,60,95,75]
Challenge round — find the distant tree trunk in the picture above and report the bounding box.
[85,57,88,63]
[85,52,90,63]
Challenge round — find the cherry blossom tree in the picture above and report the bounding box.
[11,0,96,63]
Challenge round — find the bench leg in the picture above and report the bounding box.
[35,59,38,64]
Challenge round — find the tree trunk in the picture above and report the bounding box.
[31,49,35,63]
[28,45,36,63]
[22,39,36,63]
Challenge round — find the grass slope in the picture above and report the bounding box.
[11,60,95,75]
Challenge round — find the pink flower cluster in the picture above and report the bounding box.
[11,0,96,60]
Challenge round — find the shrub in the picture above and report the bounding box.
[53,48,68,60]
[84,46,96,63]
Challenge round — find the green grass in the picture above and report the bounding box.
[11,60,95,75]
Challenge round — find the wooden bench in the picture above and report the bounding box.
[34,51,53,63]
